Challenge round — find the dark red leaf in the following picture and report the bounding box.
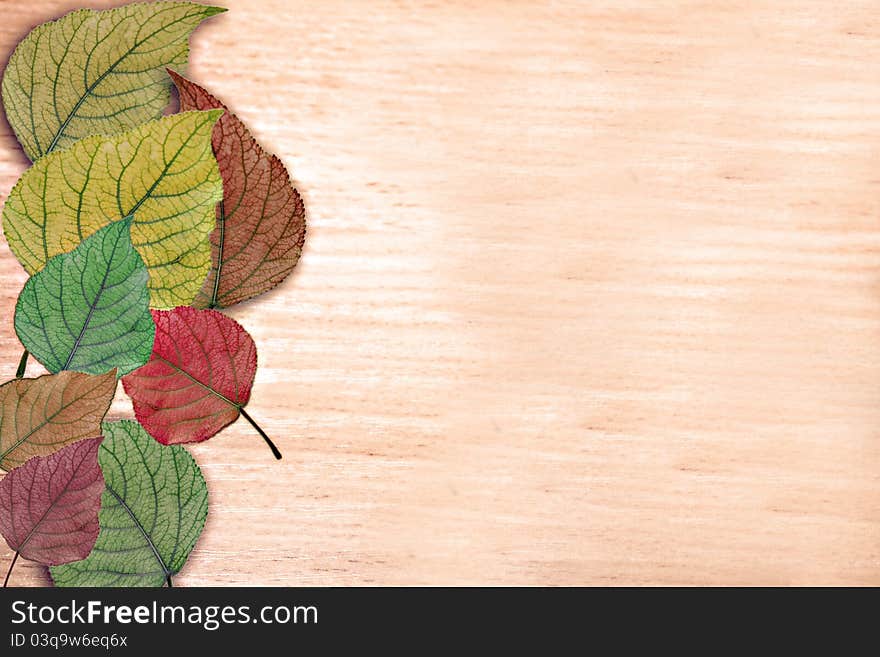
[0,437,104,566]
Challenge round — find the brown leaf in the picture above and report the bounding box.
[0,371,116,471]
[169,71,306,309]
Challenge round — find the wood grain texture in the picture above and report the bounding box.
[1,0,879,586]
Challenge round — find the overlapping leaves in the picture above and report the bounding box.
[0,1,302,589]
[15,217,154,376]
[171,72,306,308]
[123,306,281,458]
[0,438,104,576]
[3,110,224,308]
[50,421,208,587]
[0,371,116,471]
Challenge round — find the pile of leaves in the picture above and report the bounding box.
[0,1,305,587]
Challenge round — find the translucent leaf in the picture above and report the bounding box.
[14,217,155,376]
[171,72,306,308]
[1,2,225,160]
[122,306,281,459]
[0,371,116,471]
[0,438,104,566]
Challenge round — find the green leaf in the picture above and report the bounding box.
[2,110,224,308]
[50,420,209,587]
[1,1,226,160]
[14,217,155,376]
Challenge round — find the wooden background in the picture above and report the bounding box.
[1,0,879,586]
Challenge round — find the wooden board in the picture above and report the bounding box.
[1,0,879,586]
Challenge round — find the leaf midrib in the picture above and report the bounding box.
[13,448,94,556]
[62,227,122,370]
[154,354,241,409]
[208,200,226,308]
[104,483,171,579]
[44,11,201,155]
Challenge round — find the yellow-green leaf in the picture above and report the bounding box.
[2,111,224,308]
[1,1,225,161]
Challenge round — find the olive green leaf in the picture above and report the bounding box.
[14,217,154,376]
[2,110,223,308]
[50,420,209,587]
[1,1,225,160]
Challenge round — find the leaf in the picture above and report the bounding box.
[0,438,104,566]
[123,306,281,458]
[0,370,116,471]
[50,421,208,587]
[14,217,155,376]
[1,2,226,161]
[121,306,255,442]
[2,111,224,308]
[170,71,306,309]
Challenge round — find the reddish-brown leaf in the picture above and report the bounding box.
[169,70,306,309]
[0,437,104,566]
[122,306,257,445]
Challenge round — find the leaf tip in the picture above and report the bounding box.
[204,6,228,17]
[206,108,225,122]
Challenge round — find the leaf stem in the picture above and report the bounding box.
[15,350,28,379]
[239,408,282,460]
[151,356,283,461]
[166,574,173,588]
[3,551,20,587]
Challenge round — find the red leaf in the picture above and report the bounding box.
[0,437,104,566]
[169,70,306,309]
[122,307,259,446]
